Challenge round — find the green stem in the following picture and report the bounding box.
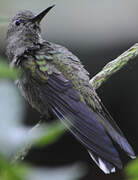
[90,43,138,89]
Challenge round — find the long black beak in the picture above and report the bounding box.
[30,5,55,23]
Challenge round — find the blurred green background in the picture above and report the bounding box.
[0,0,138,180]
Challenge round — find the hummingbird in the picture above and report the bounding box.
[6,5,135,174]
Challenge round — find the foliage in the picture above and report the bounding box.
[0,60,18,79]
[36,121,65,147]
[125,158,138,180]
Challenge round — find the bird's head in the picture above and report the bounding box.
[6,5,55,64]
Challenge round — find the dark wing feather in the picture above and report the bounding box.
[92,95,135,158]
[47,42,135,159]
[40,73,122,170]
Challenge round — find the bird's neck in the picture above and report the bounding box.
[6,32,44,61]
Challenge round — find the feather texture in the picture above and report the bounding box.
[40,73,123,170]
[19,42,135,173]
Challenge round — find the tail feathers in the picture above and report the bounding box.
[95,101,136,159]
[100,120,136,159]
[115,134,136,159]
[88,151,122,174]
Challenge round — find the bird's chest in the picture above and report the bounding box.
[17,74,49,116]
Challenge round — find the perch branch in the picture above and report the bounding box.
[12,122,41,163]
[90,43,138,89]
[12,43,138,162]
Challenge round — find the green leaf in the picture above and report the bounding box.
[0,154,28,180]
[0,80,27,156]
[36,121,66,147]
[125,158,138,180]
[0,60,18,79]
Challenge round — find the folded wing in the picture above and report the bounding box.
[40,73,127,173]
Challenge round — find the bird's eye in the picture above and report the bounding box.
[15,20,21,26]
